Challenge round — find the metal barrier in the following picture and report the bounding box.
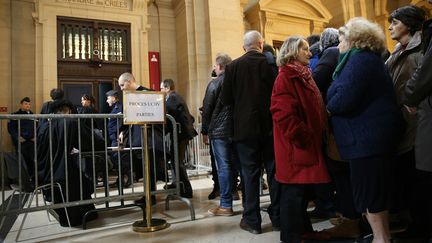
[184,124,212,176]
[0,113,195,241]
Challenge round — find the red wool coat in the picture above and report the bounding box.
[270,63,330,184]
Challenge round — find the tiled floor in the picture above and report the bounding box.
[3,177,333,243]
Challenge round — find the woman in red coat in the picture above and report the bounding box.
[270,36,330,243]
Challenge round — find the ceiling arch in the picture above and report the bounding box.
[258,0,332,22]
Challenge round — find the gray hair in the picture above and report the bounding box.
[276,36,307,67]
[243,30,263,51]
[320,28,339,51]
[215,53,232,69]
[339,17,386,53]
[118,72,136,83]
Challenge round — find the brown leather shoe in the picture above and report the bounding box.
[323,218,361,239]
[208,206,234,216]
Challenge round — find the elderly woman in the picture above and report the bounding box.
[313,27,340,99]
[270,36,330,243]
[385,5,426,231]
[326,18,404,243]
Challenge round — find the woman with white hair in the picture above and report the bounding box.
[270,36,331,243]
[326,17,405,243]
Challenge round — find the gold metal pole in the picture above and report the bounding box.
[133,124,168,232]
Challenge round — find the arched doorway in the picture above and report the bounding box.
[57,17,131,113]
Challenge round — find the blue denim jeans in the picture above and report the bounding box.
[211,138,237,208]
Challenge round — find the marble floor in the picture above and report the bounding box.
[1,176,339,243]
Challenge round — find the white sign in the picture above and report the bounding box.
[123,91,166,124]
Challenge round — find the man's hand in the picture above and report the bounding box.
[404,105,417,115]
[19,136,26,143]
[118,132,124,146]
[202,134,209,145]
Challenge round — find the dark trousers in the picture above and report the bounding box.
[110,140,131,175]
[388,150,416,212]
[280,184,314,243]
[234,135,280,229]
[313,182,336,216]
[173,139,192,194]
[408,170,432,237]
[15,141,35,180]
[326,159,360,219]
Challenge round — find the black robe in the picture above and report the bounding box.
[37,118,104,226]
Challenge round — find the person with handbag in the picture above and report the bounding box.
[270,35,331,243]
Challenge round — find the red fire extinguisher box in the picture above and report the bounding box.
[148,52,161,91]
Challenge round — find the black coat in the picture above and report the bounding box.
[201,76,220,135]
[404,19,432,172]
[220,50,276,140]
[77,106,103,130]
[37,118,105,226]
[166,91,198,141]
[201,73,233,139]
[7,109,35,147]
[37,118,105,184]
[107,101,124,145]
[312,47,339,102]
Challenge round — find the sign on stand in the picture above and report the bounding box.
[123,91,166,124]
[123,90,169,232]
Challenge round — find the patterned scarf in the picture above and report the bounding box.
[285,60,312,81]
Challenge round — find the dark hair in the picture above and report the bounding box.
[389,5,426,35]
[106,90,119,99]
[81,94,95,105]
[20,97,31,103]
[309,42,321,56]
[263,44,275,55]
[50,88,64,100]
[51,99,74,113]
[161,79,175,90]
[306,34,320,46]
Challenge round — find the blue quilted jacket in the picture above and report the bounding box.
[326,50,405,160]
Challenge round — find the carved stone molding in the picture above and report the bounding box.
[133,0,146,11]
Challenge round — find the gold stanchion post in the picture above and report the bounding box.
[132,124,168,232]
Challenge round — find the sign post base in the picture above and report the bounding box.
[132,218,169,232]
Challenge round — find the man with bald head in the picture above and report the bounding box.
[118,72,152,92]
[221,30,279,234]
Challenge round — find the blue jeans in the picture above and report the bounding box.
[211,138,237,208]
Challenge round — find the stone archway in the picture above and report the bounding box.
[244,0,332,47]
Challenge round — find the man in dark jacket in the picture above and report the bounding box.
[8,97,36,179]
[404,6,432,239]
[202,53,239,216]
[160,78,197,198]
[220,30,279,234]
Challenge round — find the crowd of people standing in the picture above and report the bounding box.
[6,2,432,242]
[201,3,432,243]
